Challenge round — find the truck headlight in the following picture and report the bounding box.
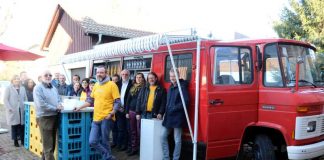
[307,121,316,132]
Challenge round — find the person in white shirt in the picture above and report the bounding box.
[115,70,132,152]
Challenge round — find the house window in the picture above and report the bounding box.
[165,53,192,82]
[213,47,253,85]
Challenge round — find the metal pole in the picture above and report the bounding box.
[193,38,201,160]
[61,62,71,84]
[164,35,194,142]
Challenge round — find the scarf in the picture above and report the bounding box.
[42,82,53,88]
[130,83,143,96]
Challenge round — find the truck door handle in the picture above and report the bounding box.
[209,99,224,105]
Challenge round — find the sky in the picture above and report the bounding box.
[0,0,289,51]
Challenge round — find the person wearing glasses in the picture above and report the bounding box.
[4,75,27,147]
[33,70,63,160]
[75,66,120,160]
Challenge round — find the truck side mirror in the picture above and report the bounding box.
[256,46,263,71]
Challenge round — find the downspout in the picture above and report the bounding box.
[96,34,103,45]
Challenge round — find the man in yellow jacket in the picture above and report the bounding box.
[75,66,120,160]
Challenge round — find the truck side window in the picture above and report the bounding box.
[165,53,192,82]
[263,44,284,87]
[213,47,252,85]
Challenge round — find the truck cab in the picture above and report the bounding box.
[151,38,324,159]
[199,39,324,159]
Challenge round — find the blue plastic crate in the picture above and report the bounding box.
[59,112,87,141]
[58,139,85,159]
[58,152,84,160]
[60,112,84,125]
[24,103,30,150]
[88,152,102,160]
[58,123,85,141]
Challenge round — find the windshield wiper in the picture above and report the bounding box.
[289,79,317,88]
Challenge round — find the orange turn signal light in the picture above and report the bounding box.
[297,106,308,113]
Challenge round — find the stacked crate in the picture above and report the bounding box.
[25,102,98,160]
[58,112,86,159]
[24,102,31,150]
[58,109,100,160]
[28,104,43,157]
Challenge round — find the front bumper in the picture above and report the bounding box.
[287,140,324,160]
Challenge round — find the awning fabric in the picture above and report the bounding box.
[61,34,198,63]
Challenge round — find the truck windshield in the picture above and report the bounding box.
[264,43,323,87]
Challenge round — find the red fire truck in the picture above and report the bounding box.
[63,35,324,159]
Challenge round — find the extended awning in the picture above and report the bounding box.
[61,34,198,63]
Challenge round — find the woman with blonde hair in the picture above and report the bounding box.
[4,75,27,147]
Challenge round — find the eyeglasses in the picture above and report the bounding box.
[44,74,52,77]
[82,81,88,84]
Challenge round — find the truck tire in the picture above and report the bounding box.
[253,134,276,160]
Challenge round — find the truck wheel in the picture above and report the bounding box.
[253,134,276,160]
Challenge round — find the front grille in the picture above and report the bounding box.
[295,114,324,140]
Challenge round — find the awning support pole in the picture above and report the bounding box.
[193,38,201,160]
[164,35,194,143]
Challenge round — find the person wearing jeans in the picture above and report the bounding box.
[88,119,112,159]
[161,69,189,160]
[75,66,120,160]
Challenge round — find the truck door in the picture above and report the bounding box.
[206,46,258,158]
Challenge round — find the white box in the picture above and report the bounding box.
[140,119,163,160]
[61,96,84,111]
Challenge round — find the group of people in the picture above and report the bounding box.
[4,66,189,160]
[3,71,36,147]
[74,67,189,160]
[50,73,97,97]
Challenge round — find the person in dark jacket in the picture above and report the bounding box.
[69,82,82,97]
[161,68,189,160]
[24,79,36,102]
[125,72,145,156]
[57,74,70,96]
[115,70,133,151]
[136,72,166,120]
